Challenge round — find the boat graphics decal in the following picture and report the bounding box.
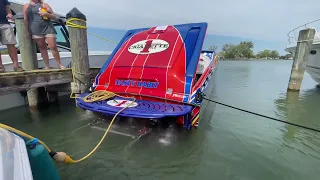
[106,100,138,108]
[128,39,170,55]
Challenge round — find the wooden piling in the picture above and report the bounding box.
[47,91,59,103]
[287,28,316,91]
[66,8,90,96]
[14,13,39,107]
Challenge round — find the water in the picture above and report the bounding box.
[1,60,320,180]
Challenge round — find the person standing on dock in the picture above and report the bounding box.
[0,0,24,73]
[23,0,65,70]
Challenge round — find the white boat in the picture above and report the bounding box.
[285,19,320,84]
[0,1,111,111]
[0,128,33,180]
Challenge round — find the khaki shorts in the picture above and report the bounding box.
[0,24,17,45]
[32,34,56,39]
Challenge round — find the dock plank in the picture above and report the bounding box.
[0,68,100,93]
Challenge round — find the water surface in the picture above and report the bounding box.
[1,60,320,180]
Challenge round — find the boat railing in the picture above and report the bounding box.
[287,18,320,45]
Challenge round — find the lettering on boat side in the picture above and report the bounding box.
[172,94,185,98]
[128,39,169,54]
[115,79,159,89]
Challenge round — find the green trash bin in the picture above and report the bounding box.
[26,138,60,180]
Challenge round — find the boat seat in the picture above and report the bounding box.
[77,93,193,119]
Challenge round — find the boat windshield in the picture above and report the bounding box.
[52,20,71,52]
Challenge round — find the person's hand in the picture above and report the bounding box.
[38,11,48,17]
[6,14,13,21]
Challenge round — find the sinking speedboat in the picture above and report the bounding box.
[77,22,219,130]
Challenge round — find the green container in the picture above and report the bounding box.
[26,139,60,180]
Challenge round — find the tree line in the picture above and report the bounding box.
[208,41,292,60]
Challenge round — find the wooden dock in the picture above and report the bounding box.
[0,8,102,107]
[0,68,100,93]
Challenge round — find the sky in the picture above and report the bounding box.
[14,0,320,54]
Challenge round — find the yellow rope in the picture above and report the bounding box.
[0,91,135,164]
[0,17,133,164]
[61,16,135,163]
[0,123,52,152]
[64,93,135,163]
[66,18,119,44]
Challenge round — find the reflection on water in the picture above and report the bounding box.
[0,60,320,180]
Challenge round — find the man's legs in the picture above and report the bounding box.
[7,44,19,69]
[0,24,24,71]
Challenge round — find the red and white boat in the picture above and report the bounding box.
[77,22,219,130]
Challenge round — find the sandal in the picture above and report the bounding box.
[14,66,25,72]
[0,66,5,73]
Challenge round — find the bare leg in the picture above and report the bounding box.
[7,44,19,69]
[46,36,64,69]
[35,38,50,69]
[0,52,4,72]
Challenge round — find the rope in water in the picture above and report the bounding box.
[203,97,320,133]
[0,90,135,164]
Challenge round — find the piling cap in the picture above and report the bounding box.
[66,7,86,20]
[14,12,24,20]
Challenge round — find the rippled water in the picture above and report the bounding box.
[1,60,320,180]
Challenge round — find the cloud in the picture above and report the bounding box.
[16,0,320,43]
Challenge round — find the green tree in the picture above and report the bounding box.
[208,45,218,51]
[256,50,271,58]
[220,41,254,59]
[222,44,233,51]
[218,51,226,59]
[270,50,280,59]
[239,41,254,58]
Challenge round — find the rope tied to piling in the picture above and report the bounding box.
[66,18,119,44]
[65,17,119,98]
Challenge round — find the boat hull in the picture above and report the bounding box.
[77,58,218,130]
[285,42,320,84]
[0,128,33,180]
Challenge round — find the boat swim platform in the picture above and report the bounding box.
[77,93,193,119]
[0,68,100,93]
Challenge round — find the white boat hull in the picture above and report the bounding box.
[285,42,320,84]
[0,128,33,180]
